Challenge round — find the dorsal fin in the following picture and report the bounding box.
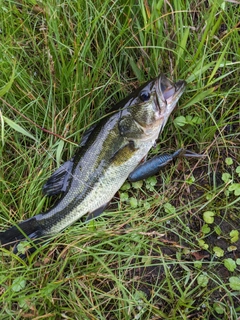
[43,124,97,197]
[79,124,97,147]
[42,159,74,196]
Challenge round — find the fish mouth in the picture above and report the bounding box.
[155,74,186,132]
[158,73,186,105]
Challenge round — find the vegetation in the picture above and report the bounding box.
[0,0,239,319]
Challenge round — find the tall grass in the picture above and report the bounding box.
[0,0,240,319]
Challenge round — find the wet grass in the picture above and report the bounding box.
[0,0,240,319]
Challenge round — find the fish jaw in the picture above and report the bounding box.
[154,74,186,133]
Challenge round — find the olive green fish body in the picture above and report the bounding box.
[0,74,186,250]
[39,98,162,234]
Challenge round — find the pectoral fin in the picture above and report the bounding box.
[111,140,137,165]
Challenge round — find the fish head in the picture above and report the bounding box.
[120,74,186,139]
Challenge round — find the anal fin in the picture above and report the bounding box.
[85,203,109,222]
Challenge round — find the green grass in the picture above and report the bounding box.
[0,0,240,319]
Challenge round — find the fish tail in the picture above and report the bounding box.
[0,217,44,250]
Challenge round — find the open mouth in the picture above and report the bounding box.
[159,74,186,103]
[155,74,186,133]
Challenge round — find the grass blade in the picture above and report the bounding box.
[207,40,230,84]
[2,115,38,142]
[0,61,16,97]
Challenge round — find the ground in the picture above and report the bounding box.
[0,0,240,319]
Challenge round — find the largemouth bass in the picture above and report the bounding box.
[0,74,186,252]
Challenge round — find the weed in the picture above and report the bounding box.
[0,0,240,319]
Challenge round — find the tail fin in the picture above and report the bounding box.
[0,217,44,251]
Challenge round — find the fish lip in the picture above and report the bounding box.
[154,74,186,132]
[156,74,186,105]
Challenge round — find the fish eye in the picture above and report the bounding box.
[139,90,151,102]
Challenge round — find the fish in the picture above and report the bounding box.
[0,74,186,253]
